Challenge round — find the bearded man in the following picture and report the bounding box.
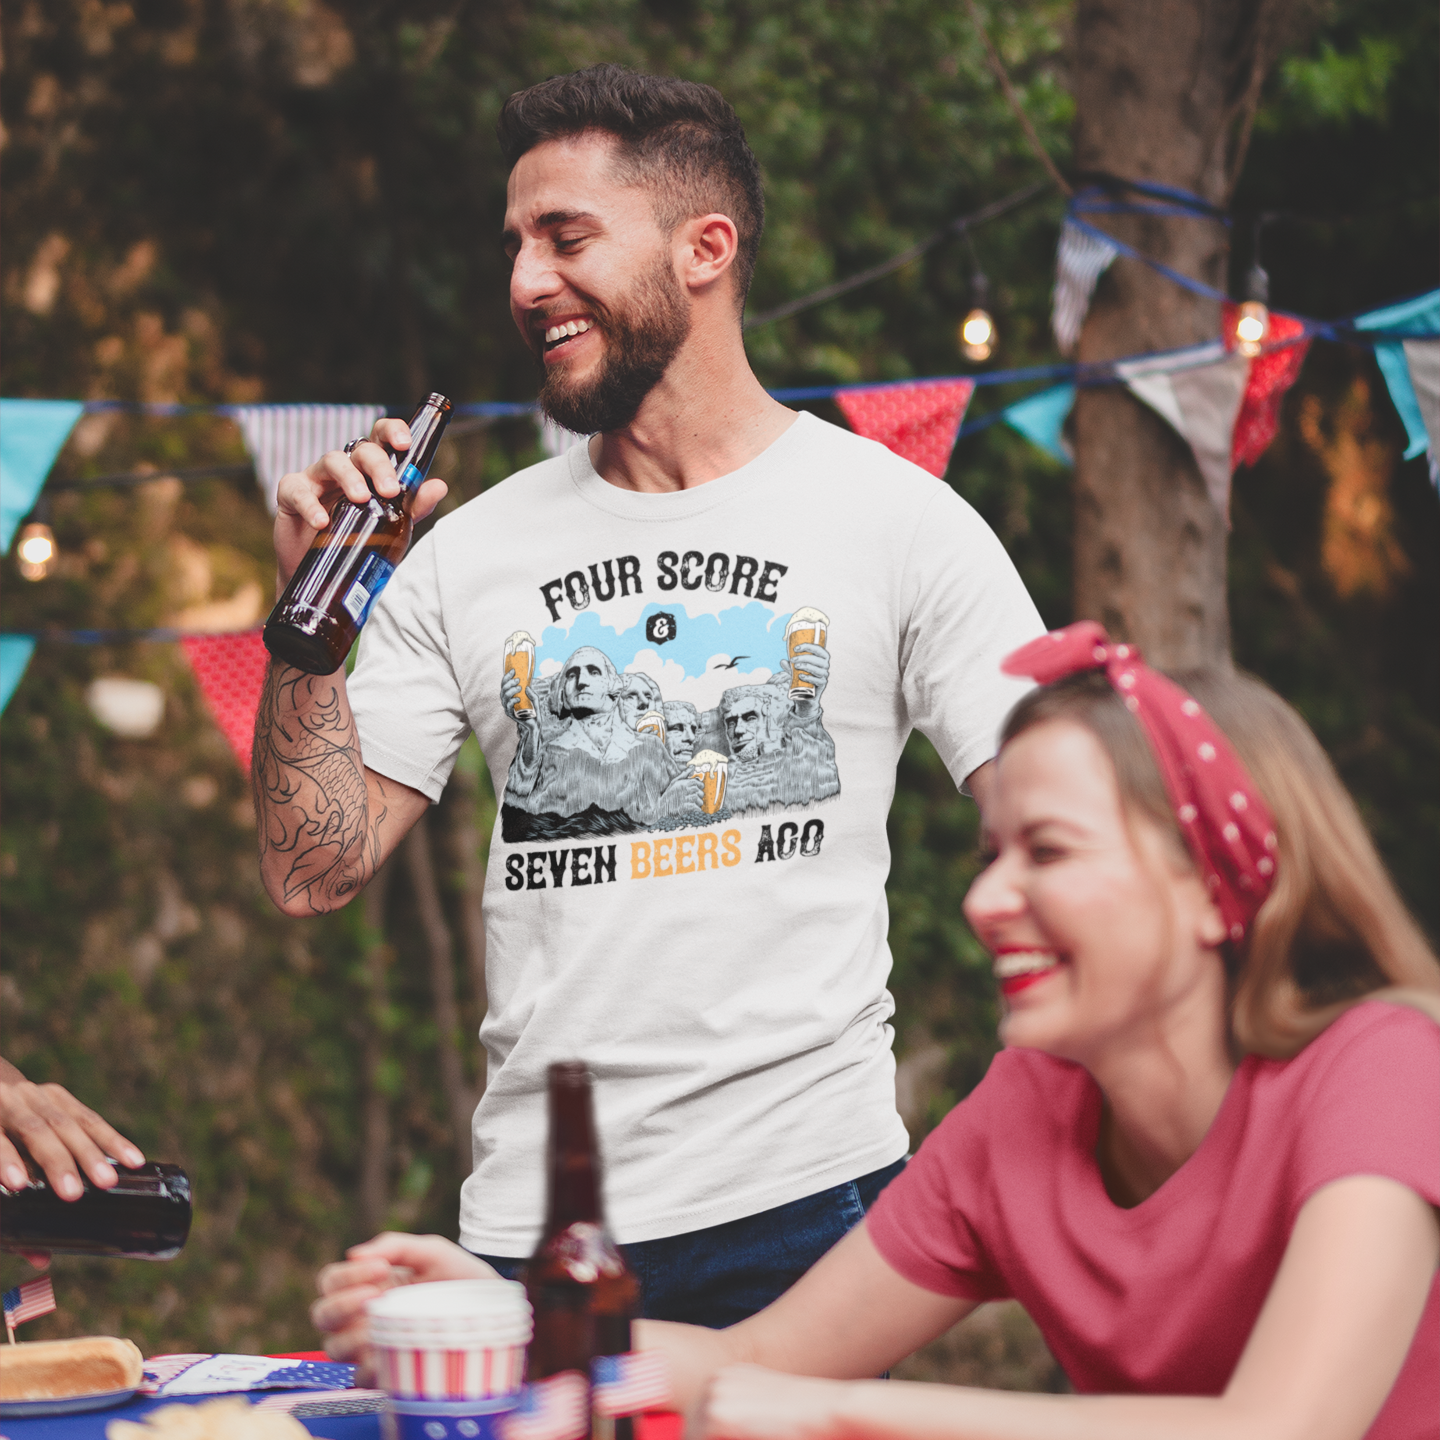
[257,65,1044,1340]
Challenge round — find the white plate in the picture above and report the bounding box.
[0,1387,138,1416]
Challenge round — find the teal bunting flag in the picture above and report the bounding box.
[0,636,36,715]
[1003,384,1076,465]
[1355,292,1440,463]
[0,399,85,551]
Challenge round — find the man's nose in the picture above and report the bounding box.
[510,238,563,313]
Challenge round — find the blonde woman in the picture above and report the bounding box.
[645,623,1440,1440]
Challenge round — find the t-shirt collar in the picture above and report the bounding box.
[566,409,813,520]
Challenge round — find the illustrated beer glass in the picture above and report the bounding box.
[636,709,667,745]
[504,631,536,712]
[690,749,729,816]
[784,606,829,699]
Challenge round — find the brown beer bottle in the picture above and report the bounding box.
[263,393,452,675]
[525,1062,640,1438]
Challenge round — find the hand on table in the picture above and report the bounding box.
[312,1232,498,1372]
[0,1056,145,1266]
[701,1365,850,1440]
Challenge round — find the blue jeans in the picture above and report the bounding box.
[475,1157,906,1328]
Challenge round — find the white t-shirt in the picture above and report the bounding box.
[348,410,1043,1254]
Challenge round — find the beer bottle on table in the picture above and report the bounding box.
[525,1061,640,1440]
[1,1161,192,1261]
[263,392,453,675]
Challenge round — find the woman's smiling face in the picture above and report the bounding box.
[964,719,1227,1065]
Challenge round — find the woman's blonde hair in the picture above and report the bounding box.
[1001,667,1440,1057]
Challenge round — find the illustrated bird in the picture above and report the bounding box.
[712,655,749,670]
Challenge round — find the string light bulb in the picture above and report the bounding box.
[15,521,57,581]
[1235,227,1271,358]
[959,269,995,363]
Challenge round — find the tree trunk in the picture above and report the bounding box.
[358,862,394,1237]
[404,816,478,1176]
[1070,0,1297,668]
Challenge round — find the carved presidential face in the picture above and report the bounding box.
[617,675,662,728]
[664,704,700,760]
[722,686,787,761]
[561,647,618,716]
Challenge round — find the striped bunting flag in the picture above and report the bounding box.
[232,404,385,514]
[1051,219,1119,356]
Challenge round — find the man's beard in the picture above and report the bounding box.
[537,252,691,435]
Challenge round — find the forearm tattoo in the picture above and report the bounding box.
[252,664,388,912]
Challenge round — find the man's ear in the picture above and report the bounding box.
[678,212,739,292]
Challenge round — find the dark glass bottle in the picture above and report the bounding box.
[525,1063,640,1438]
[263,393,453,675]
[0,1162,192,1261]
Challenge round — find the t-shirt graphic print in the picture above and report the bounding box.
[346,411,1044,1254]
[498,582,840,860]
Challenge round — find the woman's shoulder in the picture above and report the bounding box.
[1277,995,1440,1085]
[924,1046,1092,1152]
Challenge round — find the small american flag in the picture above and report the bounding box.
[501,1371,590,1440]
[591,1351,673,1418]
[3,1276,56,1333]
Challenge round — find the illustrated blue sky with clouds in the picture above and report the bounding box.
[534,601,794,710]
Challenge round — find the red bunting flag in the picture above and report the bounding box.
[835,379,975,477]
[180,630,270,773]
[1225,307,1311,469]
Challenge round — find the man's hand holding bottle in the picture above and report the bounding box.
[272,416,450,589]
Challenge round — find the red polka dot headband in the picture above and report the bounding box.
[1002,622,1278,942]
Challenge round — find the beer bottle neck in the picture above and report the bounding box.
[544,1072,603,1231]
[392,394,452,493]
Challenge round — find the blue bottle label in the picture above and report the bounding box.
[398,462,423,491]
[342,552,397,627]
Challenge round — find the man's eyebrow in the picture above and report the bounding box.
[535,209,601,229]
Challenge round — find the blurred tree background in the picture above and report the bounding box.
[1,0,1435,1372]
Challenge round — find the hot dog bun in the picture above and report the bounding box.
[0,1335,144,1401]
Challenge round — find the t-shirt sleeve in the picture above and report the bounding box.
[347,529,471,803]
[1286,1002,1440,1222]
[864,1062,1011,1302]
[898,486,1045,791]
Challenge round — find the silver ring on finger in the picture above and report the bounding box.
[343,437,370,455]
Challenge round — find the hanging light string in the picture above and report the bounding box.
[741,180,1052,332]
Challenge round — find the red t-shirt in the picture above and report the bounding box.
[866,1000,1440,1438]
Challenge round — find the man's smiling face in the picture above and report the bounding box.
[503,133,691,434]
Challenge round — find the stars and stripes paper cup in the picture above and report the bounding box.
[369,1279,532,1402]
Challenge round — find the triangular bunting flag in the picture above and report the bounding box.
[1003,384,1076,465]
[835,380,974,477]
[1,635,36,715]
[180,630,269,772]
[1227,309,1310,470]
[1118,343,1250,520]
[1052,220,1119,356]
[1,398,85,551]
[1401,340,1439,485]
[232,404,386,514]
[1356,292,1440,464]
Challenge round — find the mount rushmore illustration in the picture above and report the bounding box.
[499,604,839,843]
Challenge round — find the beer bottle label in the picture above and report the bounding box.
[398,461,423,490]
[341,553,398,626]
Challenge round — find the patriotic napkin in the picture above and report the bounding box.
[141,1353,356,1396]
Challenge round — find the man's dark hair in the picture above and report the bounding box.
[498,65,765,311]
